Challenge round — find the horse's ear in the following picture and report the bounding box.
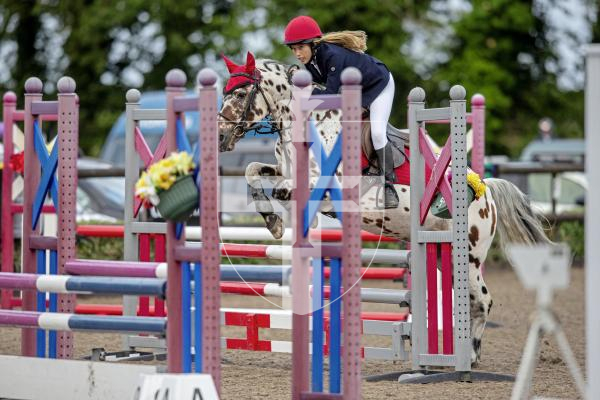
[245,51,256,73]
[222,54,239,73]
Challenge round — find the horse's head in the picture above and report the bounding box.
[218,52,272,152]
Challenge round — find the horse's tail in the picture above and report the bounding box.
[485,178,553,250]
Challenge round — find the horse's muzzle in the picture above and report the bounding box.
[219,135,234,152]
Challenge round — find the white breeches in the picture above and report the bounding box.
[369,73,395,150]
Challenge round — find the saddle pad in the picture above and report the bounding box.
[360,147,415,186]
[361,121,414,185]
[361,121,409,171]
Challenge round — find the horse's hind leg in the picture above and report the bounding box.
[245,162,284,239]
[469,261,493,365]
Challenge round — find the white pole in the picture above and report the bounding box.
[585,44,600,400]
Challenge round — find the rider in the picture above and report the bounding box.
[284,15,399,209]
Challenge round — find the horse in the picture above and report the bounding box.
[216,52,552,365]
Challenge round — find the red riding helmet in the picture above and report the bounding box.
[284,16,322,45]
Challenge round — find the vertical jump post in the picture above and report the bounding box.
[408,85,471,377]
[291,67,362,400]
[585,44,600,400]
[1,92,18,310]
[165,69,186,373]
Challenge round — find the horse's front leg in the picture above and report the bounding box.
[245,162,285,239]
[469,261,493,365]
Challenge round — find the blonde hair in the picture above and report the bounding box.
[315,30,367,53]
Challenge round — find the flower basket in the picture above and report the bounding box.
[431,187,475,219]
[430,171,486,219]
[156,174,198,222]
[135,151,197,222]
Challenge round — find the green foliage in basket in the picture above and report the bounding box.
[135,151,198,221]
[135,151,195,208]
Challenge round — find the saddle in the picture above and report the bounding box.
[361,119,410,175]
[356,120,412,207]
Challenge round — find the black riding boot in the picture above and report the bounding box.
[375,143,400,209]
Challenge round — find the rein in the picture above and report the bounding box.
[218,72,280,137]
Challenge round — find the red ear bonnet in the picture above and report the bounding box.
[223,51,260,94]
[245,52,256,73]
[222,54,239,73]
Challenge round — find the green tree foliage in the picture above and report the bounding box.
[0,0,260,154]
[0,1,44,94]
[591,0,600,42]
[430,0,584,156]
[262,0,435,128]
[0,0,594,157]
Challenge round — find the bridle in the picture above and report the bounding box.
[218,65,300,139]
[218,71,279,138]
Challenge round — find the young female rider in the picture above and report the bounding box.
[284,15,399,209]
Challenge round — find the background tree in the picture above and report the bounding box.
[0,0,596,157]
[261,0,435,129]
[427,0,584,156]
[591,0,600,42]
[0,1,44,97]
[0,0,259,154]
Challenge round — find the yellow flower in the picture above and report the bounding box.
[135,151,196,203]
[467,172,486,199]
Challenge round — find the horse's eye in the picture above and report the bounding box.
[235,91,246,99]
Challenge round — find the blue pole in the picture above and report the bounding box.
[311,258,324,392]
[329,257,342,393]
[182,262,192,372]
[65,276,166,297]
[176,118,192,153]
[67,315,166,333]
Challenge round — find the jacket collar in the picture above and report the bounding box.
[306,43,324,79]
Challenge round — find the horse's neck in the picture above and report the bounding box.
[258,66,292,114]
[258,62,342,153]
[258,66,295,146]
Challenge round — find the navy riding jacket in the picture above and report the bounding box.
[304,42,390,108]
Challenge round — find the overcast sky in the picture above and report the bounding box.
[544,0,593,89]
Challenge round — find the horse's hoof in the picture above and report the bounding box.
[273,187,292,203]
[265,214,284,239]
[322,211,337,219]
[471,348,481,366]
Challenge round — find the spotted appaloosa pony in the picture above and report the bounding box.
[217,52,552,365]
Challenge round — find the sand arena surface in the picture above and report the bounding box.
[0,263,585,399]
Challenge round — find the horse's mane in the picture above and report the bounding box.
[256,59,295,73]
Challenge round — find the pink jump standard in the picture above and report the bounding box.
[291,68,363,399]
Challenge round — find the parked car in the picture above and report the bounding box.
[520,139,586,216]
[519,138,585,164]
[99,90,279,223]
[526,171,585,216]
[76,157,126,222]
[99,90,277,169]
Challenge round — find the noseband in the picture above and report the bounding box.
[218,72,279,138]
